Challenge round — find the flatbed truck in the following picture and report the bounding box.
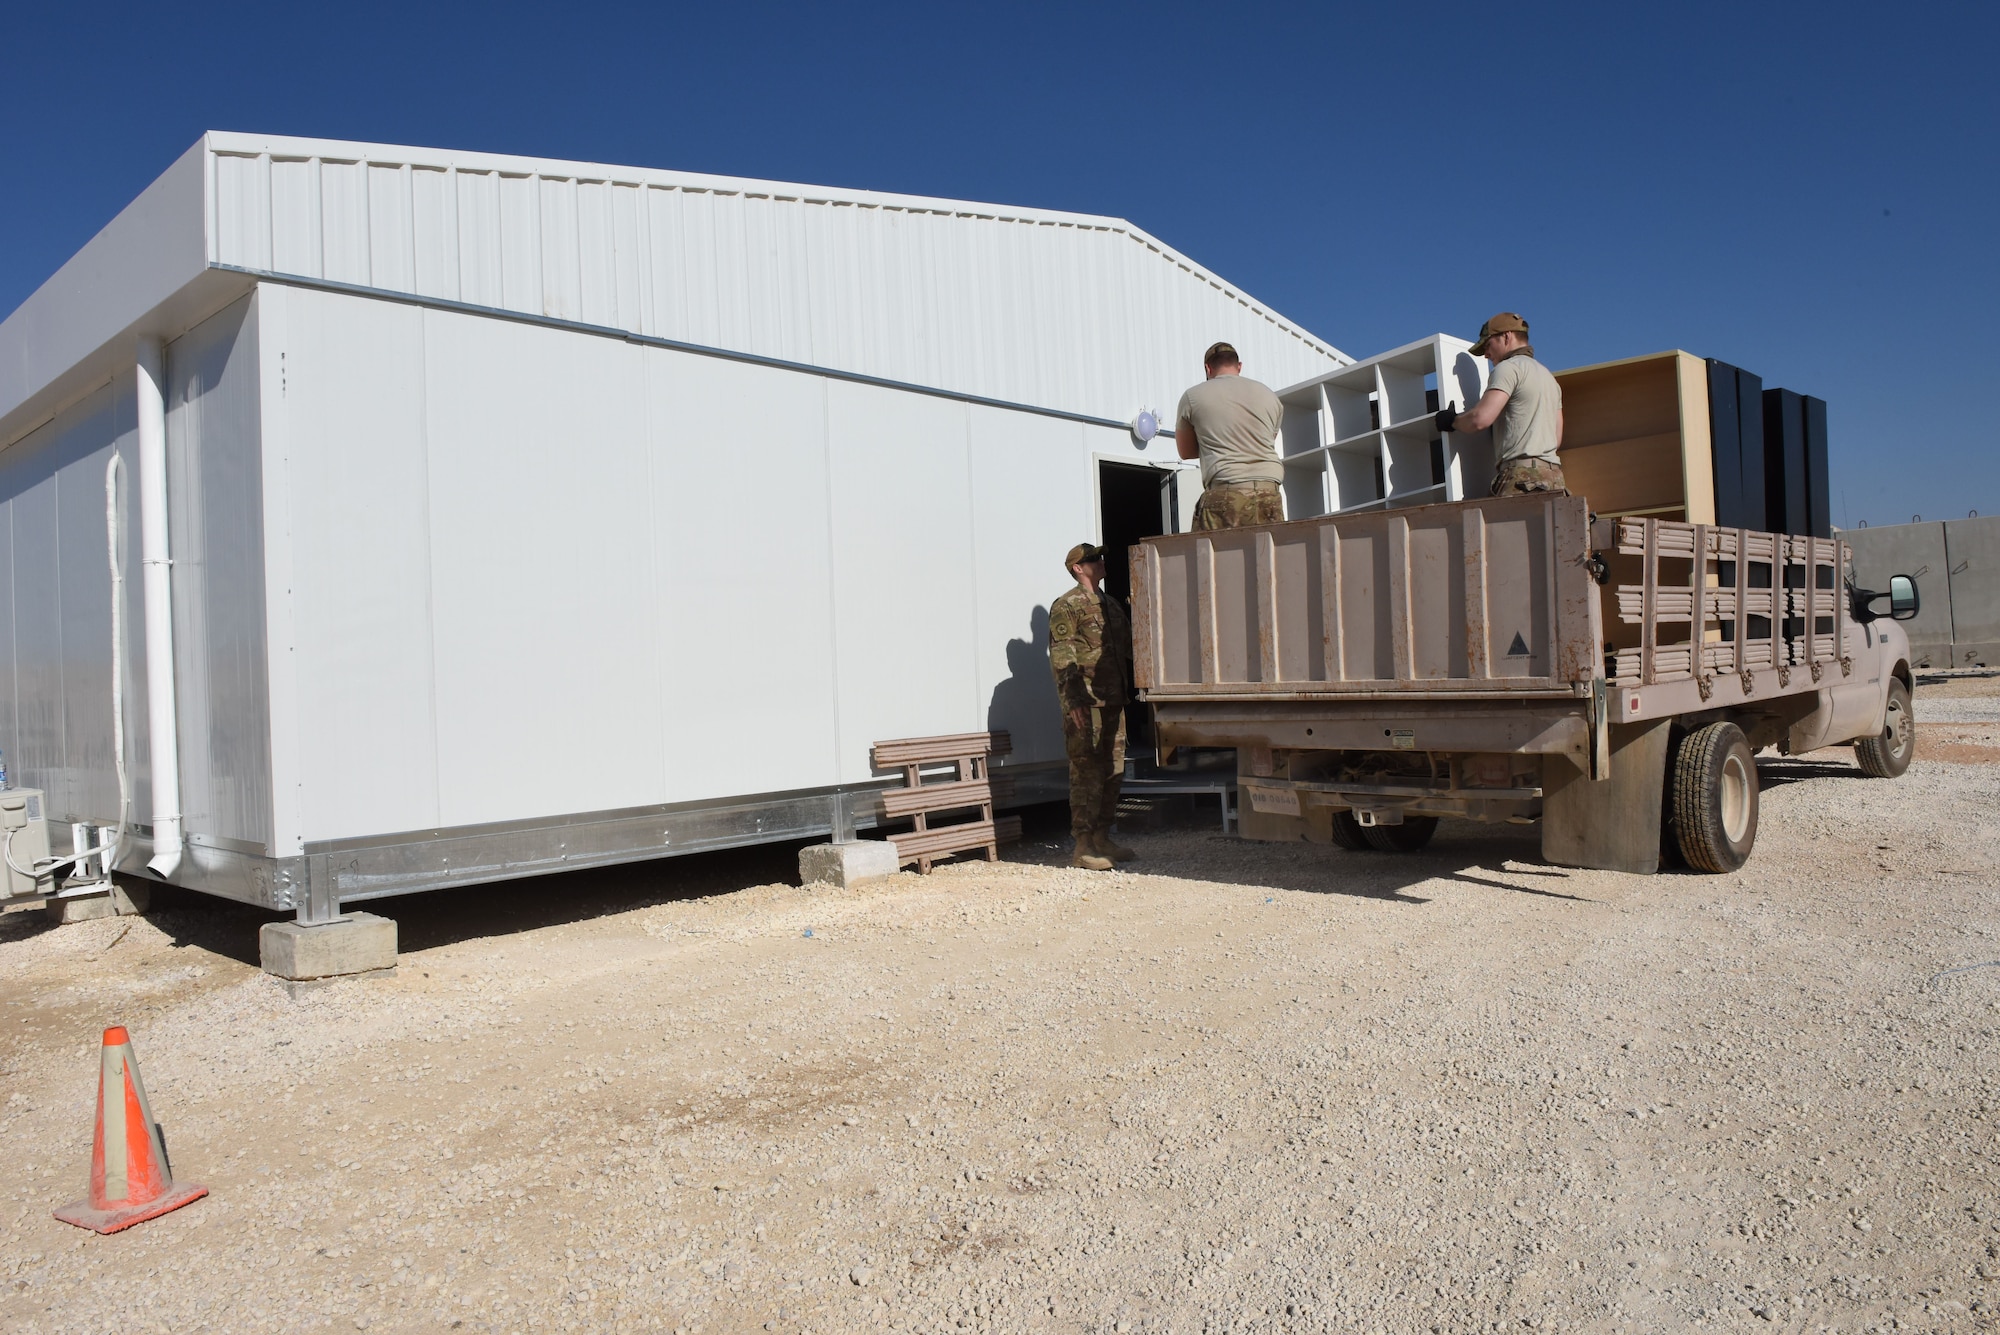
[1129,493,1919,873]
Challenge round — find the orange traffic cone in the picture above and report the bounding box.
[53,1026,207,1234]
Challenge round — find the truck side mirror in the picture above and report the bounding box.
[1852,574,1920,624]
[1888,573,1919,620]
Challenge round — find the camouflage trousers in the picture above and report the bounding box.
[1063,703,1127,838]
[1193,481,1285,531]
[1490,456,1569,496]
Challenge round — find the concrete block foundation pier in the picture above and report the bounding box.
[259,912,397,996]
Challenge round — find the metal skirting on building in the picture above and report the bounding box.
[108,764,1068,919]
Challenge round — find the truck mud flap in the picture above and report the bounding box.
[1541,719,1672,874]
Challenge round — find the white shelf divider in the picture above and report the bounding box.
[1275,334,1493,518]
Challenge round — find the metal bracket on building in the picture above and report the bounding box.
[298,854,341,926]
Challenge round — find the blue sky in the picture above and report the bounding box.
[3,0,1992,527]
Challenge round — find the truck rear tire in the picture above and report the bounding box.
[1853,678,1914,778]
[1672,721,1759,873]
[1328,810,1372,850]
[1361,816,1439,853]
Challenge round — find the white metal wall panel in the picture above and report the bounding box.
[643,349,841,800]
[320,159,371,287]
[499,173,541,317]
[967,407,1096,768]
[0,378,153,826]
[0,141,207,433]
[611,183,646,333]
[165,294,273,848]
[270,158,322,279]
[457,170,503,308]
[367,164,413,293]
[0,503,13,787]
[198,133,1345,428]
[260,288,1184,841]
[264,285,442,843]
[5,429,69,804]
[214,152,272,274]
[824,381,978,783]
[54,386,127,824]
[411,167,458,302]
[421,307,662,828]
[539,177,581,323]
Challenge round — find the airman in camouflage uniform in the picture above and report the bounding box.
[1434,313,1570,497]
[1490,455,1567,495]
[1049,543,1136,870]
[1192,481,1286,530]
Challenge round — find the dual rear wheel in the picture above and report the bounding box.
[1329,810,1439,853]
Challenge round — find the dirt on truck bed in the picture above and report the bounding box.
[2,678,1998,1335]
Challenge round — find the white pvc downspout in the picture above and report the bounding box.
[135,339,182,878]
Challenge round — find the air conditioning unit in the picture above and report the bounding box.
[0,789,51,900]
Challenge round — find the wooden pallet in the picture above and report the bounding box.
[871,731,1021,873]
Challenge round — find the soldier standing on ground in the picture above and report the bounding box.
[1048,543,1137,871]
[1435,312,1568,495]
[1176,341,1288,530]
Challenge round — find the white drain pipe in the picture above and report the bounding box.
[136,339,182,878]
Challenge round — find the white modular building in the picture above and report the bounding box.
[0,132,1347,920]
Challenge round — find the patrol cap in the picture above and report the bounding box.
[1064,542,1106,573]
[1469,312,1529,356]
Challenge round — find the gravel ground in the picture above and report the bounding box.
[2,679,1997,1335]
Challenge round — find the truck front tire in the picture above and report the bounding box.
[1670,721,1759,873]
[1854,678,1915,778]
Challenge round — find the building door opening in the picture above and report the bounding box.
[1098,461,1177,754]
[1097,461,1177,604]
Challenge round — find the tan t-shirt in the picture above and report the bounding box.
[1488,353,1562,464]
[1176,374,1285,486]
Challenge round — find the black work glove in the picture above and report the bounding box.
[1433,405,1459,434]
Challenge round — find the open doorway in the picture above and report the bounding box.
[1097,461,1177,603]
[1099,460,1177,754]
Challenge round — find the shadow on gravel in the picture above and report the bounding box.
[1011,802,1590,906]
[1443,870,1604,903]
[98,834,827,969]
[1756,756,1869,791]
[371,837,815,954]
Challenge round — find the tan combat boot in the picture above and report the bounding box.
[1093,829,1137,863]
[1069,838,1114,870]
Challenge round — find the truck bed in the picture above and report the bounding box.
[1130,495,1853,719]
[1130,493,1601,701]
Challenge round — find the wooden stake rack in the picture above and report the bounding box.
[1600,516,1847,695]
[871,731,1022,873]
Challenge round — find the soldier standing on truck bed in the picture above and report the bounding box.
[1176,341,1288,529]
[1048,543,1137,871]
[1434,312,1568,495]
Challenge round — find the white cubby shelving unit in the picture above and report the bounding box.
[1274,334,1495,518]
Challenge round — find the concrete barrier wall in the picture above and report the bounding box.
[1843,515,2000,669]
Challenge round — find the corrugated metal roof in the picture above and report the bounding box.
[2,133,1348,437]
[203,134,1346,422]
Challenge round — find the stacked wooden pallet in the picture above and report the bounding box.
[1604,517,1845,690]
[871,732,1022,873]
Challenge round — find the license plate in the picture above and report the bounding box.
[1246,786,1300,816]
